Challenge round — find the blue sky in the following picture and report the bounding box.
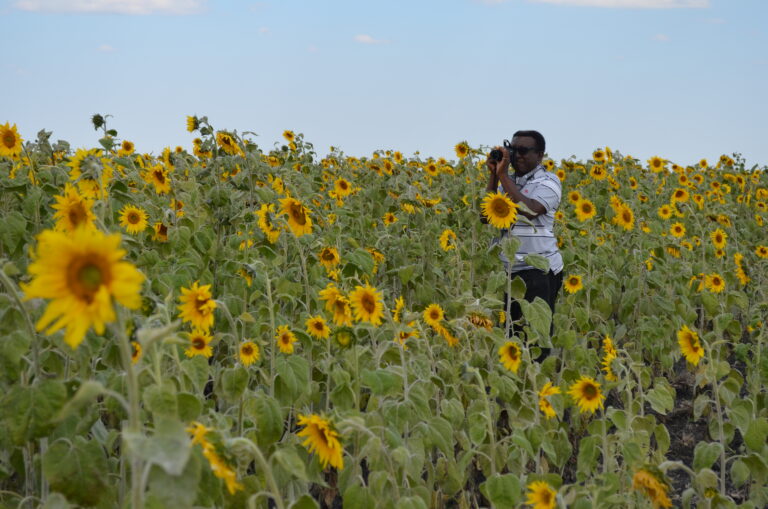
[3,0,767,166]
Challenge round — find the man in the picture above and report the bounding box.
[484,130,563,359]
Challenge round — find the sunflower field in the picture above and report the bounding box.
[0,117,767,509]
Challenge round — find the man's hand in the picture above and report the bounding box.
[495,147,511,179]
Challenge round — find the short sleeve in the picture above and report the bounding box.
[527,178,561,213]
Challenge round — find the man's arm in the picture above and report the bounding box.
[493,151,546,219]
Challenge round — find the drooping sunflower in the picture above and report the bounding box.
[612,203,635,231]
[318,247,341,270]
[275,325,297,354]
[119,204,149,234]
[568,375,605,414]
[184,329,213,358]
[239,341,260,366]
[538,382,560,419]
[297,414,344,470]
[330,296,353,327]
[21,227,145,349]
[677,324,704,365]
[574,199,596,222]
[705,273,725,293]
[349,284,384,326]
[392,296,405,323]
[454,142,469,159]
[279,197,313,237]
[563,274,583,294]
[306,316,331,339]
[669,222,686,238]
[632,469,673,508]
[177,281,217,332]
[498,342,521,373]
[282,130,295,142]
[186,115,199,132]
[481,191,518,229]
[525,480,557,509]
[439,229,457,251]
[0,122,23,158]
[51,184,96,232]
[423,303,444,328]
[216,131,244,156]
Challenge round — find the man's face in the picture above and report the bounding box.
[509,136,543,175]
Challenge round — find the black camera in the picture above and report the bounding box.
[489,140,512,162]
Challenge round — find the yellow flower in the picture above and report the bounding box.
[612,203,635,231]
[454,142,469,159]
[131,341,142,364]
[657,204,673,220]
[574,199,596,222]
[567,190,582,204]
[592,148,606,162]
[186,115,199,132]
[563,275,583,294]
[481,191,518,229]
[177,281,217,332]
[669,222,686,238]
[0,122,24,158]
[152,222,168,242]
[383,212,398,226]
[239,340,260,366]
[568,375,605,414]
[439,229,457,251]
[306,315,331,339]
[705,273,725,293]
[648,156,665,173]
[119,204,149,234]
[51,184,96,232]
[677,325,704,365]
[589,165,606,180]
[22,228,144,349]
[632,469,673,508]
[184,329,213,358]
[754,245,768,259]
[392,296,405,323]
[349,284,384,326]
[525,480,557,509]
[216,131,244,156]
[423,303,444,328]
[145,164,171,195]
[297,414,344,470]
[275,325,297,354]
[671,187,689,203]
[498,342,521,373]
[282,130,295,142]
[467,313,493,330]
[538,382,560,419]
[279,197,313,237]
[256,203,281,243]
[318,247,341,270]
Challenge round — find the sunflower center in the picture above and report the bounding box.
[67,257,109,302]
[361,293,376,313]
[2,131,17,148]
[491,198,510,217]
[583,383,598,399]
[540,491,552,504]
[622,210,632,222]
[127,212,140,224]
[582,203,592,213]
[154,171,165,183]
[68,202,88,226]
[195,296,212,314]
[192,337,206,350]
[289,203,307,225]
[322,250,335,261]
[242,345,253,355]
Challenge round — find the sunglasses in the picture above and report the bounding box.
[502,140,538,156]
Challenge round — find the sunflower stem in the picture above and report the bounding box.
[471,368,497,477]
[706,343,727,494]
[264,268,277,397]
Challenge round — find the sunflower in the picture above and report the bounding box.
[657,204,673,220]
[612,203,635,231]
[705,273,725,293]
[482,191,518,229]
[21,228,144,349]
[538,382,560,419]
[318,247,341,270]
[754,245,768,258]
[632,469,673,508]
[131,341,142,364]
[525,481,557,509]
[592,148,606,162]
[677,324,704,365]
[574,199,596,222]
[184,329,213,358]
[568,375,605,414]
[297,414,344,470]
[423,303,444,328]
[671,187,689,203]
[51,184,96,232]
[439,229,457,251]
[0,122,23,158]
[498,342,521,373]
[145,164,171,194]
[567,190,582,204]
[275,325,297,354]
[648,156,665,173]
[563,274,583,294]
[117,140,135,157]
[349,284,384,325]
[119,204,149,234]
[177,281,217,331]
[306,316,331,339]
[256,203,281,243]
[383,212,398,226]
[216,131,244,156]
[392,296,405,323]
[454,142,469,159]
[424,161,439,177]
[333,178,352,198]
[330,296,353,327]
[602,337,618,382]
[669,222,686,238]
[467,312,493,330]
[282,130,295,142]
[434,323,459,347]
[589,165,606,180]
[629,176,638,190]
[239,341,260,366]
[279,197,313,237]
[152,222,168,242]
[186,116,199,133]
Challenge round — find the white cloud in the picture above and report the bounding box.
[652,33,670,41]
[14,0,206,15]
[354,34,388,45]
[97,43,115,52]
[527,0,708,7]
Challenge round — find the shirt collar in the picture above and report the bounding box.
[515,164,545,186]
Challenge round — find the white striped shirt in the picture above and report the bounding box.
[496,165,563,274]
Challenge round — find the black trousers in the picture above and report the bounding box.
[504,269,563,348]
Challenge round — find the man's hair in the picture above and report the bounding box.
[513,130,545,154]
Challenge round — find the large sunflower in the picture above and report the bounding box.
[568,375,605,414]
[51,184,96,232]
[612,203,635,231]
[216,131,244,156]
[22,227,145,349]
[334,178,352,198]
[297,414,344,470]
[119,204,149,234]
[498,341,522,373]
[648,156,665,173]
[318,247,340,270]
[657,204,673,220]
[145,164,171,195]
[239,341,260,366]
[256,203,281,244]
[279,197,313,237]
[705,273,725,293]
[184,329,213,358]
[275,325,297,354]
[349,284,384,326]
[0,122,24,158]
[563,274,583,294]
[669,222,686,238]
[306,316,331,339]
[423,303,444,328]
[525,481,557,509]
[454,142,469,159]
[574,199,596,222]
[677,324,704,365]
[178,281,217,331]
[481,191,518,229]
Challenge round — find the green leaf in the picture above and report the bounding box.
[177,392,202,422]
[508,274,527,300]
[731,459,750,488]
[427,416,453,457]
[2,379,67,445]
[181,356,210,393]
[362,368,403,396]
[693,442,722,471]
[146,450,202,509]
[43,437,109,507]
[221,366,249,401]
[244,392,284,447]
[144,384,178,417]
[577,436,600,481]
[480,473,521,508]
[124,417,191,475]
[520,297,552,345]
[395,496,428,509]
[524,254,550,272]
[272,447,309,482]
[55,380,105,422]
[645,384,675,415]
[500,236,521,262]
[343,484,375,509]
[467,399,488,445]
[291,495,320,509]
[744,417,768,452]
